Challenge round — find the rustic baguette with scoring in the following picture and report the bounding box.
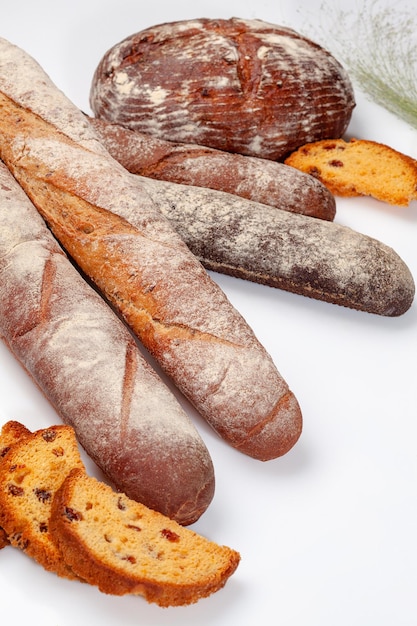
[0,160,215,526]
[88,116,336,221]
[90,17,355,161]
[0,38,302,461]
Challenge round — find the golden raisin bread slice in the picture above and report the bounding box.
[0,423,84,578]
[0,421,32,548]
[285,138,417,206]
[50,468,240,607]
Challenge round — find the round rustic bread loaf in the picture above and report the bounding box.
[90,17,355,160]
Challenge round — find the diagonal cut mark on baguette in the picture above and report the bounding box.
[235,389,295,450]
[11,255,58,340]
[0,91,243,349]
[120,340,139,442]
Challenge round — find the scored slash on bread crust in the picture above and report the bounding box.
[0,422,84,578]
[285,138,417,206]
[50,468,240,607]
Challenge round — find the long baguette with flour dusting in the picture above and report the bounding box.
[0,37,302,461]
[0,160,215,525]
[138,177,415,316]
[88,116,337,221]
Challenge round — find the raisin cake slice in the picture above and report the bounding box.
[0,423,84,578]
[285,138,417,206]
[50,468,240,607]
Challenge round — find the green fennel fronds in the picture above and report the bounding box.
[301,0,417,129]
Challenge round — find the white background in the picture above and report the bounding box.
[1,1,416,624]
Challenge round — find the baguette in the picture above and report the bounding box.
[0,38,302,461]
[0,159,215,525]
[88,116,336,221]
[90,18,355,160]
[85,120,415,315]
[137,177,415,316]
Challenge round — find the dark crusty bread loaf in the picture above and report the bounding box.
[0,423,84,578]
[0,421,31,549]
[134,176,415,317]
[0,38,302,461]
[88,116,336,221]
[90,18,355,160]
[285,138,417,206]
[0,159,215,526]
[50,468,240,607]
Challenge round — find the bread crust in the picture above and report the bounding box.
[90,18,355,160]
[88,116,336,221]
[0,159,215,526]
[0,37,302,461]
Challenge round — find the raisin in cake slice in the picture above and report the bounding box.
[0,423,84,578]
[50,468,240,607]
[285,138,417,206]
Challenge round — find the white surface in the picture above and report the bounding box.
[1,1,416,624]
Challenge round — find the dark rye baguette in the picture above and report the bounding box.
[137,177,415,316]
[88,116,336,221]
[0,160,215,526]
[90,17,355,160]
[0,38,302,461]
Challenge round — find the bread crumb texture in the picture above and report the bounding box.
[285,138,417,206]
